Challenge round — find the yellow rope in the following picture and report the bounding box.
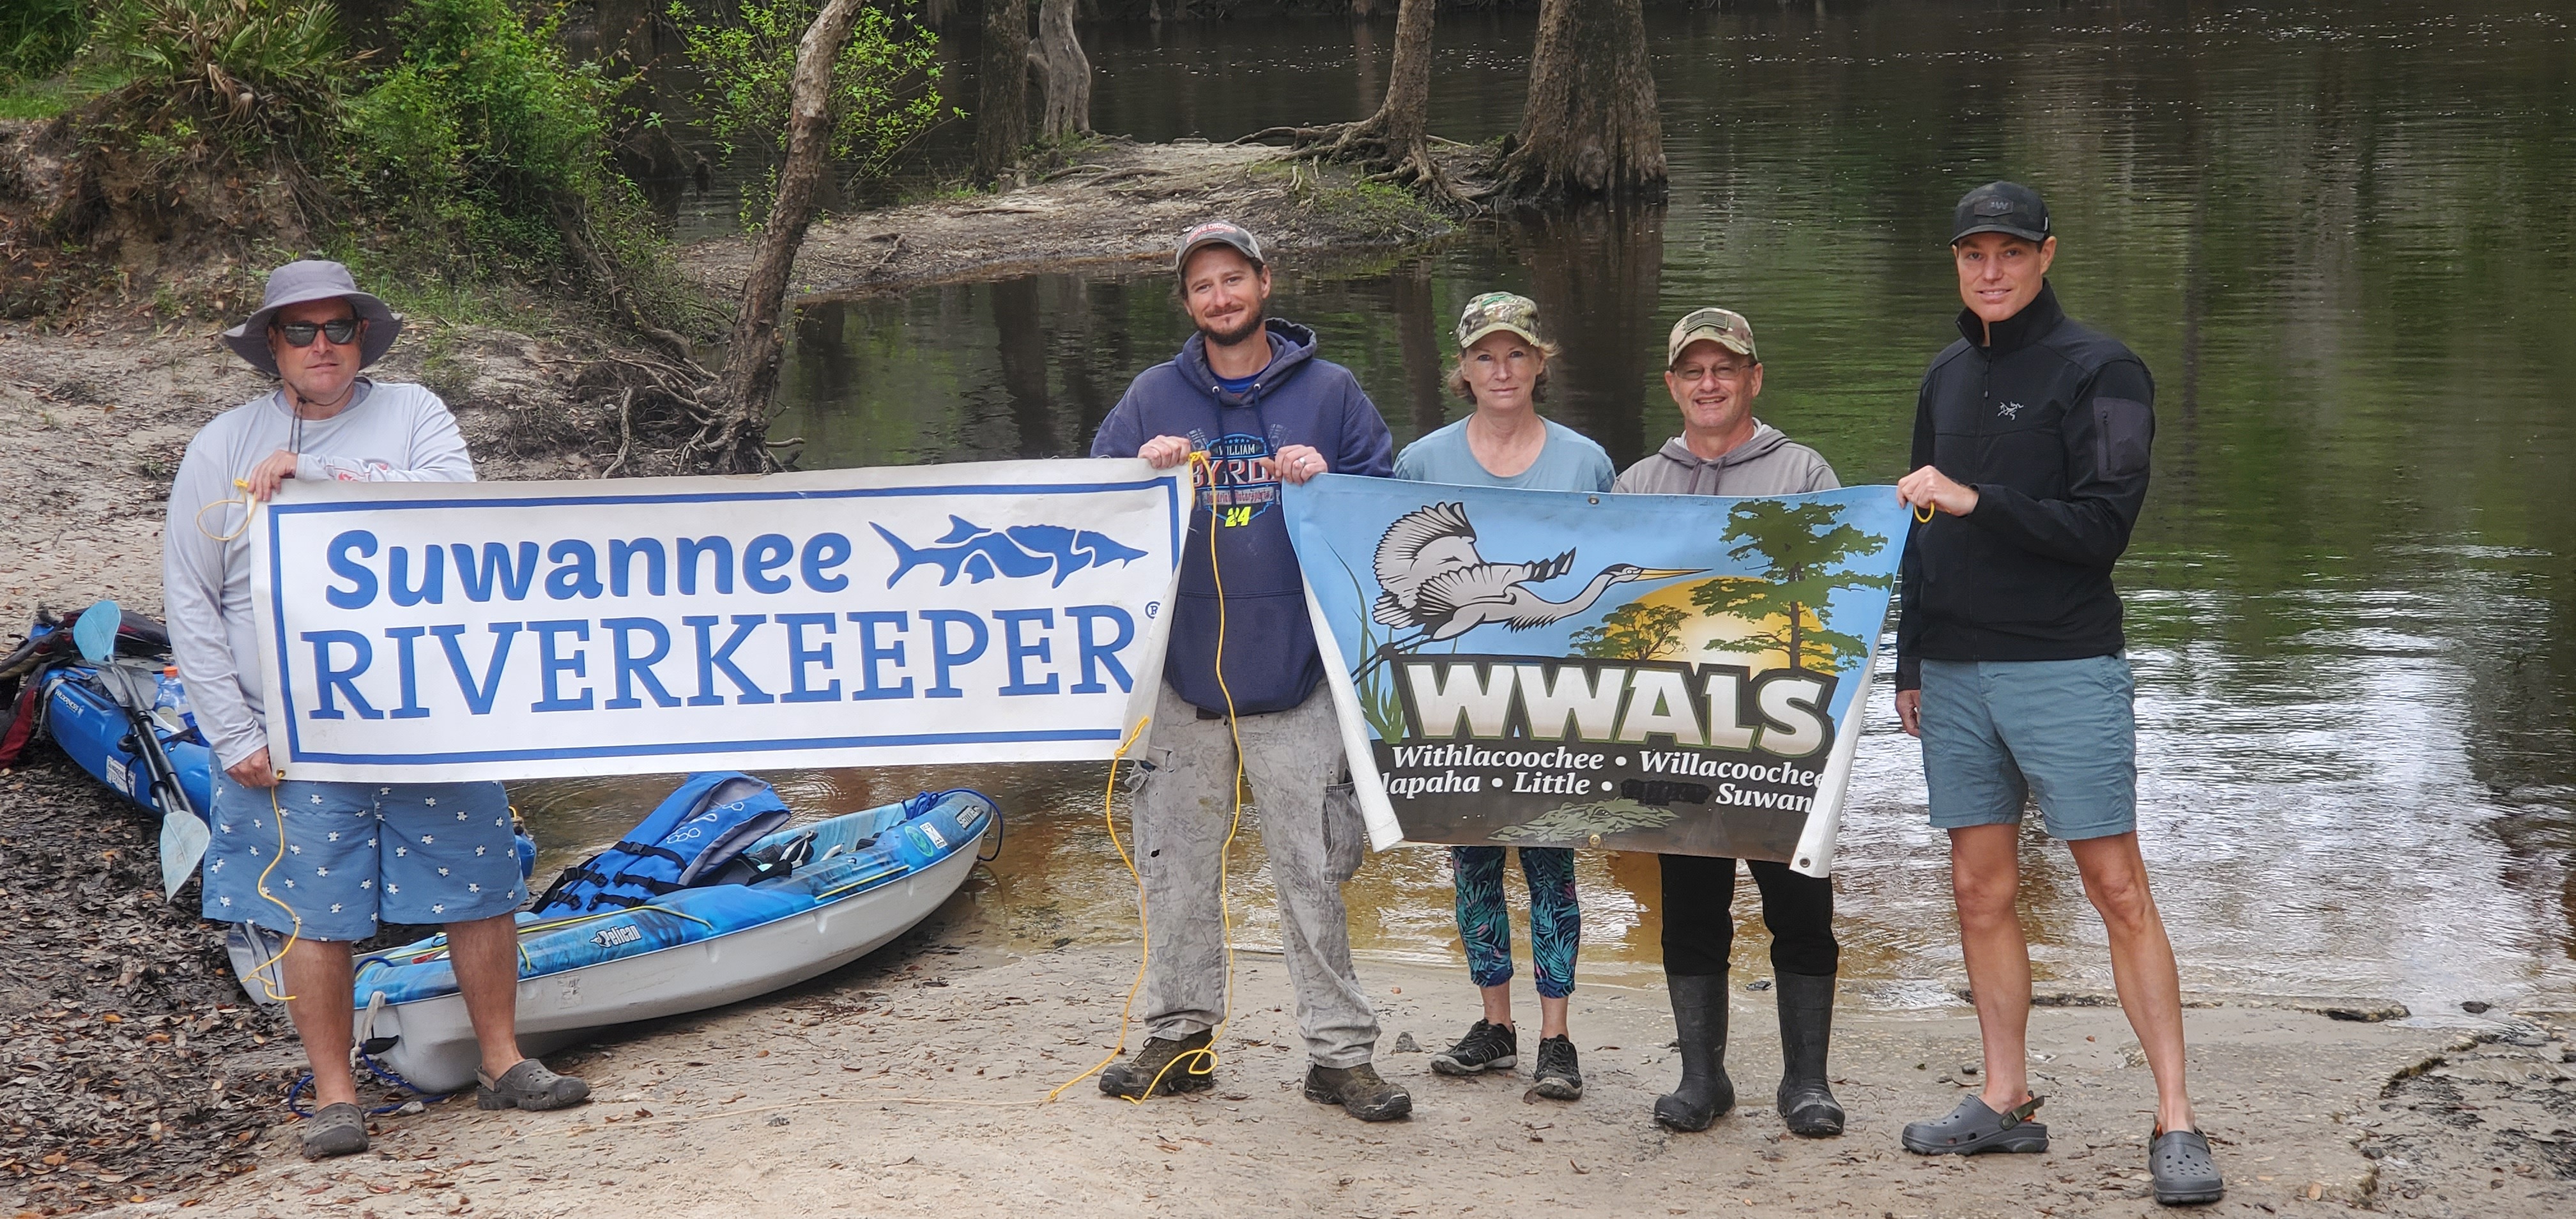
[1050,450,1252,1104]
[196,479,257,542]
[245,782,302,1002]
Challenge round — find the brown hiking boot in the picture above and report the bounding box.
[1098,1031,1216,1099]
[1303,1062,1413,1121]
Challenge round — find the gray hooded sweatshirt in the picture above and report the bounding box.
[1611,422,1838,497]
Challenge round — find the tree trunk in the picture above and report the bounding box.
[974,0,1032,183]
[1373,0,1434,152]
[713,0,870,473]
[1492,0,1667,204]
[1026,0,1092,142]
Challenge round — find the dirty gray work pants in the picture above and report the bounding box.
[1133,680,1379,1068]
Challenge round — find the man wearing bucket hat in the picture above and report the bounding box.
[1089,221,1411,1121]
[1891,182,2221,1206]
[1390,291,1609,1102]
[1613,307,1850,1139]
[163,261,589,1159]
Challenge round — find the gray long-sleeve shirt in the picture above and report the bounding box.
[162,380,476,769]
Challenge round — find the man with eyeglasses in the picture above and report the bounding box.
[1612,308,1850,1138]
[163,261,590,1160]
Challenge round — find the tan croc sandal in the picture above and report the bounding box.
[475,1059,591,1111]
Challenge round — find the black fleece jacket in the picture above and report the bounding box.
[1894,281,2154,690]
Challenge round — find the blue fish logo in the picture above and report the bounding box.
[874,516,1149,588]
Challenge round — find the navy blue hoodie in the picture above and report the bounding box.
[1091,319,1395,715]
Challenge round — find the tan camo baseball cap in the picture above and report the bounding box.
[1456,291,1546,351]
[1666,307,1758,365]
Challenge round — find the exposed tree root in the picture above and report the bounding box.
[1239,117,1486,213]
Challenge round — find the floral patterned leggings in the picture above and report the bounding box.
[1452,845,1580,999]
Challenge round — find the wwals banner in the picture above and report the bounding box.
[1285,477,1905,876]
[252,461,1185,781]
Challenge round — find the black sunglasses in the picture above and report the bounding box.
[272,317,362,348]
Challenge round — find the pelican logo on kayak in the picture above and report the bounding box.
[873,516,1149,588]
[590,924,642,949]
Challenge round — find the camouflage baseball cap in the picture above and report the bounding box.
[1666,307,1758,365]
[1174,220,1264,275]
[1455,291,1545,351]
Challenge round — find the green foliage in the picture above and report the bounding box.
[1,78,79,119]
[346,0,642,273]
[672,0,949,227]
[1689,501,1892,673]
[1570,600,1687,661]
[1,0,87,86]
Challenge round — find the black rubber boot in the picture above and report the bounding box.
[1653,972,1735,1132]
[1774,970,1844,1136]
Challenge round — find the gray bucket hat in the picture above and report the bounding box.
[220,260,403,376]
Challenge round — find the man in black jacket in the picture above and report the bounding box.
[1890,183,2222,1206]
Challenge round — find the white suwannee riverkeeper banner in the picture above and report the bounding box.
[250,460,1186,781]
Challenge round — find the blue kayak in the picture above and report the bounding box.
[345,785,998,1093]
[41,664,216,823]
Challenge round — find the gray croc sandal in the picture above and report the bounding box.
[2150,1128,2225,1205]
[476,1059,592,1112]
[1901,1094,2048,1154]
[300,1101,370,1160]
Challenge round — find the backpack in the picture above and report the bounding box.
[531,772,793,914]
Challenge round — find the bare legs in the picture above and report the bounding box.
[279,912,526,1105]
[446,913,530,1080]
[1949,825,2196,1132]
[1478,985,1570,1039]
[281,938,359,1107]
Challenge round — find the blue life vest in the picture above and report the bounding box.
[532,772,792,914]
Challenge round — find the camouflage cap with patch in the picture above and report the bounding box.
[1455,291,1545,351]
[1666,307,1758,365]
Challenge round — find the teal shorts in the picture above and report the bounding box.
[201,776,526,940]
[1917,656,2137,841]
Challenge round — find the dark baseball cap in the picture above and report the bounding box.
[1951,181,2050,245]
[1174,220,1264,275]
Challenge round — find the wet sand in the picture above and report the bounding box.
[93,907,2573,1218]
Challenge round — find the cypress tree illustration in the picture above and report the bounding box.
[1690,502,1890,672]
[1571,599,1688,660]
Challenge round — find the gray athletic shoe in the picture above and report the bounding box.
[300,1101,369,1160]
[2150,1128,2225,1205]
[1900,1094,2049,1154]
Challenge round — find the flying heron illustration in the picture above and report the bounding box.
[1354,502,1699,678]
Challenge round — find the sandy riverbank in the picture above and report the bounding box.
[70,900,2576,1218]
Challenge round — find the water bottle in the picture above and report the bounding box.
[889,796,985,870]
[151,667,194,735]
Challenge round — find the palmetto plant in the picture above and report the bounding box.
[89,0,362,137]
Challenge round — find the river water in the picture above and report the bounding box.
[528,1,2576,1016]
